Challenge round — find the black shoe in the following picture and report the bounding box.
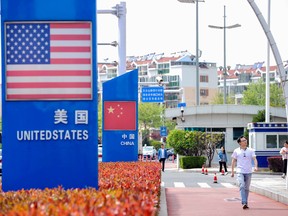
[242,204,249,209]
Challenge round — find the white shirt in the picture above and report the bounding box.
[160,149,165,158]
[231,147,256,174]
[280,147,288,160]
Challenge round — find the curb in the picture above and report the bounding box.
[177,168,282,175]
[249,184,288,205]
[159,187,168,216]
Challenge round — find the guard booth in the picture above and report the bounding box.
[248,122,288,167]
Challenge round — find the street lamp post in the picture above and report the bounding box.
[208,5,241,104]
[177,0,204,106]
[97,41,118,47]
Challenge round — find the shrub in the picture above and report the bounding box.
[150,139,162,150]
[179,156,206,169]
[0,162,161,215]
[267,156,283,172]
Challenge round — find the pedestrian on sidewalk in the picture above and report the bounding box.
[231,135,258,210]
[279,140,288,179]
[218,146,228,175]
[158,143,168,172]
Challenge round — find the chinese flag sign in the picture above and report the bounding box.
[104,101,136,130]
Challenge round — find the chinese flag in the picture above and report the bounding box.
[104,101,136,130]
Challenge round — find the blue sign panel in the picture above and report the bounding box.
[178,102,186,107]
[102,69,138,162]
[1,0,98,191]
[141,86,164,103]
[160,126,167,137]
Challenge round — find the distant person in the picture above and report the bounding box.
[231,135,258,210]
[218,146,228,175]
[158,144,168,172]
[280,141,288,179]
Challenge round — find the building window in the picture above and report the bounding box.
[279,135,288,147]
[158,63,170,74]
[200,75,209,82]
[238,73,251,83]
[200,89,209,96]
[233,128,244,140]
[138,65,148,76]
[266,134,288,149]
[107,69,117,79]
[266,135,277,148]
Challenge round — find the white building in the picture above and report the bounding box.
[98,52,218,107]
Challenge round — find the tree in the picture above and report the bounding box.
[138,102,176,145]
[211,92,235,104]
[166,129,187,155]
[203,133,224,167]
[252,109,266,122]
[167,129,224,167]
[138,103,163,130]
[242,79,285,107]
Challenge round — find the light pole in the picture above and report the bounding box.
[97,41,118,47]
[265,0,271,123]
[177,0,204,106]
[97,2,126,76]
[208,5,241,104]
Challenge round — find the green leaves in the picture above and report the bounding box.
[242,79,285,107]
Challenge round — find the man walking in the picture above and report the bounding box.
[231,135,258,210]
[158,144,167,172]
[280,141,288,179]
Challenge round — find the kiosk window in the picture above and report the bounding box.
[266,135,277,148]
[279,135,288,147]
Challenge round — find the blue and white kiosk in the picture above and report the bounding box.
[248,122,288,167]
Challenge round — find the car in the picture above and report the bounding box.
[167,148,177,161]
[143,146,157,160]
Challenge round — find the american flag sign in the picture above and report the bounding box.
[5,22,92,100]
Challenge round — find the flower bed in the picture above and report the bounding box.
[0,162,161,215]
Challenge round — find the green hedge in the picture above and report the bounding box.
[179,156,206,169]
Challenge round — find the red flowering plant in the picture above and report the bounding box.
[0,162,161,216]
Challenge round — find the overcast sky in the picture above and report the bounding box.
[97,0,288,68]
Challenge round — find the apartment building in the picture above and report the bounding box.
[98,52,218,107]
[217,62,280,104]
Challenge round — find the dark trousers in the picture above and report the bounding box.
[219,161,228,172]
[283,159,287,174]
[159,158,166,171]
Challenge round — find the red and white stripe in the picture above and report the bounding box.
[6,22,92,100]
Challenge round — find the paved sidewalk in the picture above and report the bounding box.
[159,162,288,215]
[178,166,288,205]
[165,187,288,216]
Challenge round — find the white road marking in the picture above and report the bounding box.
[221,183,237,188]
[197,183,211,188]
[174,182,185,188]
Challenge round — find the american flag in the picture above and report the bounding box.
[5,22,92,100]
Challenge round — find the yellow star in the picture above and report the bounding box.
[107,106,114,113]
